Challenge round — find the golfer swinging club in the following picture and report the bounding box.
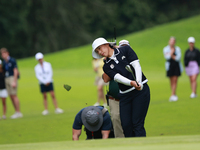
[92,38,150,137]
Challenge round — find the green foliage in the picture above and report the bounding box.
[0,15,200,145]
[0,0,200,58]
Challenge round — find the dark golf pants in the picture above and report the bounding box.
[119,84,150,137]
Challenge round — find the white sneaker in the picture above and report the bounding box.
[169,95,178,102]
[94,102,100,106]
[10,112,23,119]
[2,115,6,119]
[190,93,197,98]
[55,108,64,114]
[18,112,23,118]
[42,110,49,115]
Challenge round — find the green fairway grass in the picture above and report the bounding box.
[0,15,200,146]
[0,135,200,150]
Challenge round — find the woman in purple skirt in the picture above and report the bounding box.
[184,37,200,98]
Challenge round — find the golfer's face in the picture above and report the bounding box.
[95,44,109,57]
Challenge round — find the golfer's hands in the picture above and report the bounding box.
[130,81,143,91]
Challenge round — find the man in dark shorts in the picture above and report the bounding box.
[34,52,63,115]
[72,106,114,140]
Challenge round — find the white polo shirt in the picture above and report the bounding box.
[34,61,53,84]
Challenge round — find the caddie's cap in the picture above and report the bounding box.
[92,37,114,59]
[35,52,44,60]
[188,37,195,43]
[81,106,103,132]
[119,40,130,47]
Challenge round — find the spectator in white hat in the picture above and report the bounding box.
[34,52,63,115]
[184,37,200,98]
[119,40,130,47]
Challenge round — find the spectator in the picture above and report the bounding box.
[92,38,150,137]
[0,48,23,119]
[163,37,183,102]
[0,59,7,119]
[184,37,200,98]
[34,52,63,115]
[92,58,108,107]
[72,106,114,140]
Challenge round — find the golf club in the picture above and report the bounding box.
[125,65,139,86]
[114,26,117,45]
[63,84,71,91]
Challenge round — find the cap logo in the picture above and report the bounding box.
[122,56,126,60]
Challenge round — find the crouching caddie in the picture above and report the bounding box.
[72,106,114,140]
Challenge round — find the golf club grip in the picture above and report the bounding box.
[135,81,139,86]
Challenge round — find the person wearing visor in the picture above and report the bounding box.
[92,38,150,137]
[184,37,200,98]
[34,52,63,115]
[72,106,113,140]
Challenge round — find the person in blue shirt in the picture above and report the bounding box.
[0,59,8,119]
[0,48,23,119]
[72,106,113,140]
[92,38,150,137]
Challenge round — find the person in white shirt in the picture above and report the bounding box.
[34,52,63,115]
[163,37,183,102]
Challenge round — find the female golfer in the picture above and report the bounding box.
[92,38,150,137]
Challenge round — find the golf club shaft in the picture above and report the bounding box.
[126,65,139,86]
[114,27,116,44]
[130,71,139,86]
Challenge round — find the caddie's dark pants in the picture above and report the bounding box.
[119,83,150,137]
